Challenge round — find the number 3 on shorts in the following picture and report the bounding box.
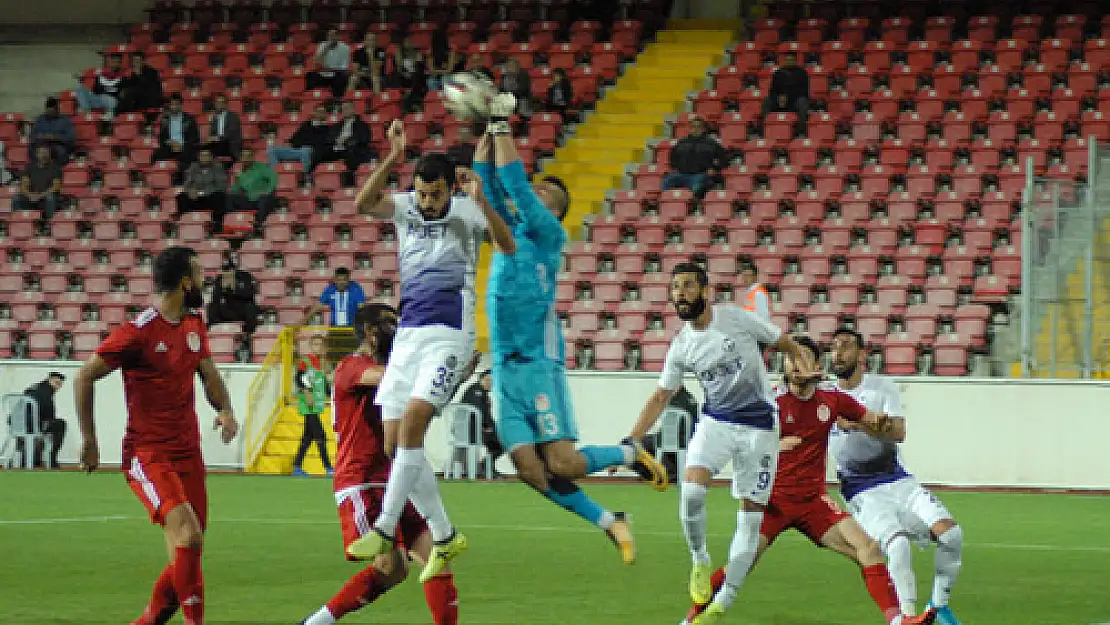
[756,470,771,490]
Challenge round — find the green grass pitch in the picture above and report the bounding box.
[1,472,1107,624]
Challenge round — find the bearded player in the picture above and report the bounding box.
[627,263,822,625]
[300,304,459,625]
[680,336,936,625]
[347,120,515,580]
[75,246,239,625]
[474,92,668,564]
[830,328,964,625]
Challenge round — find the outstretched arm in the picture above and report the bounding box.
[355,120,405,218]
[491,133,566,251]
[472,134,514,226]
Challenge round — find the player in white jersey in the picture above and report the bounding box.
[829,328,964,625]
[627,263,822,625]
[346,120,516,582]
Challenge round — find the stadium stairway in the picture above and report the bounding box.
[250,405,336,475]
[473,21,738,351]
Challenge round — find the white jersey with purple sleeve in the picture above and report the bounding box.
[831,373,912,499]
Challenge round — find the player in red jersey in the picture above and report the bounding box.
[300,303,459,625]
[683,336,935,625]
[74,246,239,625]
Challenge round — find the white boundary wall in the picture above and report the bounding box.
[2,360,1109,490]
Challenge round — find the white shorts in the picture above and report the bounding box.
[374,325,473,421]
[846,476,954,547]
[685,416,779,505]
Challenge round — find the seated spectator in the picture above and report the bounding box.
[0,142,11,185]
[221,148,277,235]
[154,93,201,178]
[427,29,464,91]
[30,97,75,164]
[348,31,387,94]
[19,372,68,469]
[207,261,259,334]
[267,103,330,174]
[394,36,428,113]
[318,101,372,172]
[662,116,726,197]
[465,53,494,81]
[546,68,573,121]
[117,51,164,114]
[174,147,227,222]
[499,57,532,116]
[457,370,504,478]
[207,94,242,161]
[447,123,477,167]
[306,28,351,98]
[74,53,125,119]
[763,51,810,136]
[301,267,366,327]
[13,145,62,218]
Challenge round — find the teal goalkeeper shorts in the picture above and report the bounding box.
[493,358,578,452]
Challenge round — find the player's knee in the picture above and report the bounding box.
[680,481,708,518]
[510,454,547,491]
[544,451,580,478]
[373,549,409,588]
[935,523,963,551]
[932,518,959,540]
[856,538,885,566]
[683,465,712,486]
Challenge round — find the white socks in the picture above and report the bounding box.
[303,607,336,625]
[713,509,763,610]
[680,481,710,564]
[408,457,455,542]
[374,447,426,536]
[885,533,918,615]
[931,525,963,607]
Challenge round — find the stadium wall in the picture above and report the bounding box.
[0,0,147,24]
[2,361,1109,490]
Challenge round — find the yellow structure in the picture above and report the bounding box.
[473,22,738,351]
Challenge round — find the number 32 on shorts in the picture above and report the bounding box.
[431,355,458,394]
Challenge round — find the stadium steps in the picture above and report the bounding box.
[472,25,736,351]
[250,405,337,476]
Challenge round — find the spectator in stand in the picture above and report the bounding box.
[301,267,366,327]
[207,260,260,334]
[319,100,371,172]
[13,145,62,218]
[427,29,463,91]
[0,142,11,185]
[545,68,573,122]
[19,372,67,469]
[207,94,242,162]
[394,36,428,113]
[662,115,726,197]
[763,51,810,136]
[456,370,504,478]
[739,262,771,321]
[30,97,75,165]
[117,51,164,114]
[499,57,532,116]
[74,53,125,119]
[447,123,477,167]
[174,147,227,222]
[222,147,277,235]
[465,52,494,81]
[267,103,330,174]
[154,93,201,177]
[348,31,387,94]
[306,28,351,98]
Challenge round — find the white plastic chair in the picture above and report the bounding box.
[657,407,693,473]
[443,404,491,480]
[2,394,47,469]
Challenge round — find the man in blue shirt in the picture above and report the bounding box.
[477,91,669,564]
[303,267,367,327]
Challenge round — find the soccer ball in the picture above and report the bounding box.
[443,71,497,121]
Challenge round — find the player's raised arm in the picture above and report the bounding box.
[776,333,822,381]
[458,166,516,254]
[472,134,514,225]
[197,357,239,443]
[74,354,118,473]
[355,120,405,218]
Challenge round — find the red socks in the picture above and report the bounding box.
[326,567,388,618]
[861,563,902,623]
[173,546,204,625]
[132,565,178,625]
[423,574,459,625]
[709,567,726,592]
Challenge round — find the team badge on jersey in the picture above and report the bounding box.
[785,413,794,423]
[186,332,201,352]
[817,404,831,422]
[535,393,550,412]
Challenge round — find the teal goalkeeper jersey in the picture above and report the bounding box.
[478,159,568,365]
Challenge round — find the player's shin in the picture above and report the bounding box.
[931,526,963,608]
[712,508,763,610]
[423,573,459,625]
[544,474,615,529]
[172,545,203,625]
[408,458,455,541]
[885,534,919,615]
[578,445,632,474]
[860,563,903,623]
[374,447,427,536]
[305,566,392,625]
[133,565,178,625]
[680,481,711,563]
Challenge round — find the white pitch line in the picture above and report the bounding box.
[0,514,131,525]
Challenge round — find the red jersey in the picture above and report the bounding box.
[331,352,390,491]
[772,384,867,502]
[95,307,211,464]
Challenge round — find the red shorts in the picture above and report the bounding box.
[124,449,208,530]
[761,494,850,545]
[336,486,427,562]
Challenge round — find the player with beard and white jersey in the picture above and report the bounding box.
[346,120,516,583]
[829,328,964,625]
[627,263,823,625]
